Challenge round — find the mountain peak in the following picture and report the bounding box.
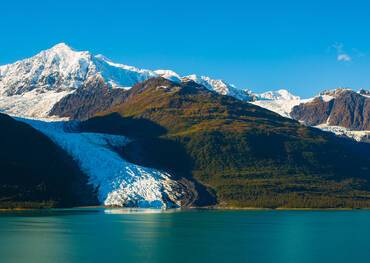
[319,88,352,96]
[50,42,73,51]
[44,43,82,57]
[41,43,92,63]
[154,70,181,83]
[257,89,300,101]
[0,42,95,116]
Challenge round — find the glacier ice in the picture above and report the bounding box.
[17,117,187,208]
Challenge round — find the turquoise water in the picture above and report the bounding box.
[0,209,369,263]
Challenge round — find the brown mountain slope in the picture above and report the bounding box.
[81,78,370,208]
[50,76,129,120]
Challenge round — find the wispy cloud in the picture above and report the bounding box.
[332,43,352,62]
[337,53,351,62]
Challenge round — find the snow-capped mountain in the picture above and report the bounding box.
[0,43,157,118]
[0,43,158,93]
[251,88,370,142]
[0,43,249,119]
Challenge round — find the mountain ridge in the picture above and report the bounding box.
[0,43,249,119]
[1,43,368,138]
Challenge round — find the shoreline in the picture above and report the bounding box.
[0,205,368,212]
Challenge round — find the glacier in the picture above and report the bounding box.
[315,124,370,143]
[17,117,188,208]
[250,89,306,118]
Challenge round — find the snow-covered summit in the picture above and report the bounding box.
[0,43,94,95]
[255,89,300,101]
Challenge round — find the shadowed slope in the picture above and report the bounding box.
[0,113,98,208]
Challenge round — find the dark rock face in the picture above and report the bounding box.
[291,97,334,126]
[328,91,370,130]
[359,89,370,96]
[291,90,370,130]
[49,76,129,120]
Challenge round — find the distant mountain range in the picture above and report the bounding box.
[252,88,370,142]
[1,43,370,209]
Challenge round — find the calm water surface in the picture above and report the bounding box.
[0,209,369,263]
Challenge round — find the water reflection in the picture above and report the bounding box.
[104,208,182,214]
[0,208,101,217]
[0,210,369,263]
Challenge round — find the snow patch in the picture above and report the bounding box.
[154,70,181,83]
[0,89,73,118]
[183,74,252,101]
[320,94,335,102]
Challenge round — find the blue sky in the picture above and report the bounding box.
[1,0,370,97]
